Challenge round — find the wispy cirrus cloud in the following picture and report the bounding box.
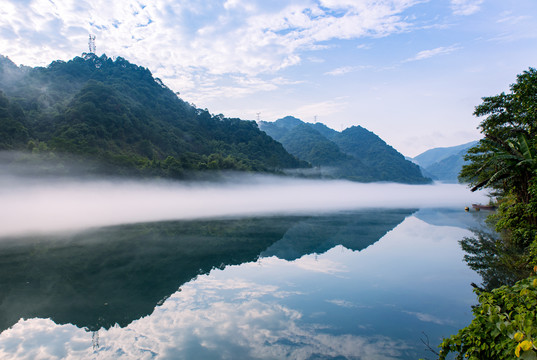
[496,13,532,24]
[404,44,461,62]
[450,0,484,16]
[403,311,452,325]
[326,299,358,308]
[324,65,371,76]
[324,66,356,76]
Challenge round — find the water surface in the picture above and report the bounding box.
[0,208,486,359]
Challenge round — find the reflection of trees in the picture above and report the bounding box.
[0,210,415,333]
[262,209,414,260]
[459,229,532,291]
[0,217,299,332]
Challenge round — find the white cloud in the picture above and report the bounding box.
[0,0,422,101]
[294,98,349,119]
[0,319,92,360]
[404,44,461,62]
[223,0,256,11]
[324,66,355,76]
[0,273,412,360]
[403,311,452,325]
[450,0,484,16]
[324,65,371,75]
[292,256,348,275]
[326,299,357,308]
[496,14,531,24]
[307,56,325,63]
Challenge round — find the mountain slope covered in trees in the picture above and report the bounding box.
[0,54,303,177]
[259,116,430,183]
[412,141,478,182]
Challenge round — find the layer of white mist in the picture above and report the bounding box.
[0,174,488,238]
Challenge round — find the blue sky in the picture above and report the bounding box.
[1,0,536,156]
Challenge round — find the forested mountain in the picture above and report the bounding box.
[278,122,351,166]
[0,54,302,177]
[412,141,478,182]
[259,116,430,183]
[412,141,478,168]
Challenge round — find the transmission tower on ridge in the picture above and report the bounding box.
[256,112,261,121]
[88,34,96,54]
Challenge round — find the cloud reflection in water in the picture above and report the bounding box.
[0,276,411,360]
[0,209,483,359]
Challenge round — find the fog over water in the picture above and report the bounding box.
[0,170,488,238]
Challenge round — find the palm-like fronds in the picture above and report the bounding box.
[465,134,537,202]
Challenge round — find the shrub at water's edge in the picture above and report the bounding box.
[439,68,537,359]
[439,270,537,360]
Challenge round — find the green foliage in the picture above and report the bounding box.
[494,186,537,249]
[279,123,350,166]
[439,272,537,360]
[0,54,303,177]
[459,229,532,291]
[459,67,537,261]
[462,134,537,203]
[259,117,431,184]
[334,126,429,183]
[444,67,537,360]
[474,68,537,140]
[0,91,29,149]
[461,68,537,200]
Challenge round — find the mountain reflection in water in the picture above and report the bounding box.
[0,209,412,332]
[262,209,414,260]
[0,208,484,360]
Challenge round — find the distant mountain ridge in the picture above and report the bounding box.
[412,141,478,168]
[0,54,302,177]
[412,141,478,182]
[259,116,430,184]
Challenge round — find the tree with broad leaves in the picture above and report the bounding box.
[442,68,537,360]
[460,68,537,205]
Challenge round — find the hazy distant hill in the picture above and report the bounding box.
[259,116,430,184]
[412,141,478,182]
[0,54,302,177]
[413,141,477,168]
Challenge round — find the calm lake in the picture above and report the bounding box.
[0,202,489,359]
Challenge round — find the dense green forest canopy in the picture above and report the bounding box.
[0,53,431,183]
[441,68,537,360]
[0,54,303,178]
[259,116,430,184]
[460,67,537,248]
